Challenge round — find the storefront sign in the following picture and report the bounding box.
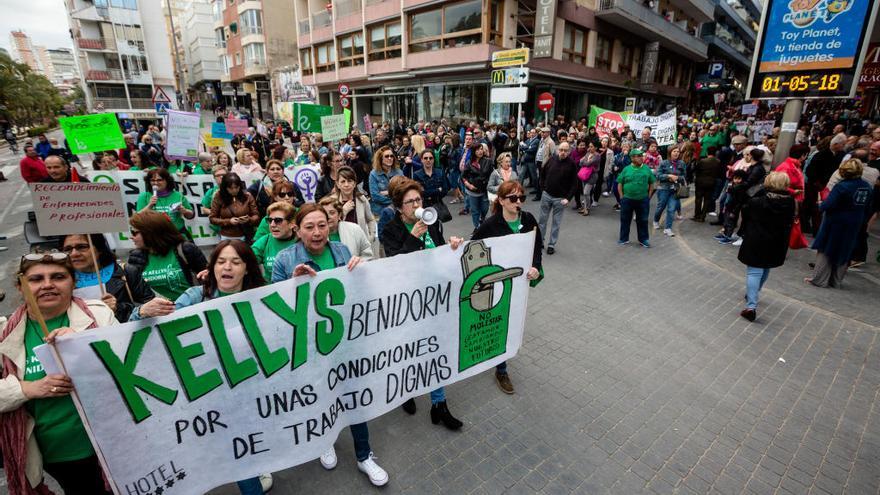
[491,68,530,86]
[490,87,529,104]
[60,113,126,154]
[640,42,660,89]
[37,234,533,495]
[491,48,530,68]
[747,0,879,98]
[533,0,557,58]
[858,43,880,87]
[29,183,128,236]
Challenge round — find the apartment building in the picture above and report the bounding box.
[65,0,178,119]
[212,0,298,120]
[175,0,224,109]
[291,0,713,125]
[696,0,759,103]
[9,30,43,73]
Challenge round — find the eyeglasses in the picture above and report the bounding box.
[382,154,394,159]
[504,195,527,203]
[268,217,287,224]
[22,252,68,262]
[61,243,90,253]
[130,229,141,237]
[403,197,423,206]
[422,156,434,161]
[276,191,294,198]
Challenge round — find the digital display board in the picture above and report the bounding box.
[746,0,879,99]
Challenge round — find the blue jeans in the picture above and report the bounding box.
[430,387,446,404]
[467,193,489,228]
[653,188,679,229]
[745,266,771,310]
[350,422,371,461]
[237,478,263,495]
[619,197,650,243]
[496,361,508,375]
[538,193,565,248]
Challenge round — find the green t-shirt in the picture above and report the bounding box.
[136,190,192,232]
[700,133,726,157]
[191,165,212,175]
[141,250,190,301]
[24,314,94,464]
[308,246,337,271]
[404,222,436,249]
[202,186,220,234]
[617,164,656,201]
[253,216,270,241]
[329,231,341,242]
[252,234,296,276]
[506,218,522,234]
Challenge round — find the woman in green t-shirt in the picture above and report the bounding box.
[135,168,195,235]
[126,210,208,303]
[252,181,300,240]
[0,252,117,494]
[251,202,297,277]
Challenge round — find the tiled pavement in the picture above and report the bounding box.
[2,192,878,495]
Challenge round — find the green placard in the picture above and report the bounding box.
[59,113,125,154]
[60,114,125,154]
[293,103,333,133]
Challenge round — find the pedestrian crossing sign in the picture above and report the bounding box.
[155,102,170,116]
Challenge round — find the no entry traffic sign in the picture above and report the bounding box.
[537,92,554,112]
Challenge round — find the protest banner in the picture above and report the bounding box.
[203,134,225,148]
[293,103,333,132]
[741,103,758,115]
[38,233,534,495]
[211,122,233,140]
[87,171,263,248]
[588,106,629,139]
[165,110,202,161]
[60,113,126,154]
[225,118,249,135]
[320,114,347,142]
[29,182,129,236]
[284,163,321,202]
[626,109,677,146]
[275,102,294,124]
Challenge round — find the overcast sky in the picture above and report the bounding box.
[0,0,73,51]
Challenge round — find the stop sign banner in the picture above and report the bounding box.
[537,92,554,112]
[589,106,629,139]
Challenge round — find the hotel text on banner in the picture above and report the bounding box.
[29,182,129,236]
[42,234,533,495]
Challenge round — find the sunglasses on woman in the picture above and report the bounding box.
[268,217,288,224]
[276,191,294,198]
[504,195,527,203]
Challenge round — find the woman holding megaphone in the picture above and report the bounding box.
[380,177,464,429]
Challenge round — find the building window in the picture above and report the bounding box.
[215,28,226,48]
[562,23,587,64]
[368,21,401,61]
[213,0,222,21]
[409,0,481,53]
[235,52,241,66]
[489,0,503,46]
[654,54,669,84]
[244,43,265,67]
[239,10,263,35]
[300,48,313,75]
[219,55,229,75]
[109,0,137,9]
[338,32,364,67]
[618,43,634,75]
[595,34,611,71]
[315,42,335,72]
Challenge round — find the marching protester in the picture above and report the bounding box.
[617,149,656,247]
[270,204,389,487]
[0,252,117,495]
[537,141,578,254]
[693,146,722,222]
[209,173,260,242]
[472,180,543,393]
[233,148,264,176]
[251,202,298,276]
[369,145,403,216]
[253,180,302,240]
[42,155,86,183]
[331,166,377,244]
[653,145,686,237]
[319,196,373,259]
[315,151,345,201]
[19,145,48,183]
[379,177,464,429]
[247,159,294,217]
[136,168,196,237]
[462,143,493,230]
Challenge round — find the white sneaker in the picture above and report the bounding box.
[357,453,389,486]
[591,201,599,207]
[259,473,273,492]
[663,228,675,237]
[653,221,661,229]
[732,238,743,246]
[602,191,610,197]
[708,212,718,217]
[320,446,337,470]
[675,214,683,221]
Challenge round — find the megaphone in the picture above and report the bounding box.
[415,206,438,225]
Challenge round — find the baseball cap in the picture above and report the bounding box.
[731,135,748,145]
[629,149,644,157]
[540,127,551,133]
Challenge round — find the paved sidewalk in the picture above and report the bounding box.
[2,192,877,495]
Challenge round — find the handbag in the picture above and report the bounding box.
[676,179,690,198]
[433,198,453,223]
[789,218,808,249]
[577,165,593,182]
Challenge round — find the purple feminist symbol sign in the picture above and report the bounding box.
[294,167,320,202]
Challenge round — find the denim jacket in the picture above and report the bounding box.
[369,168,402,215]
[655,159,686,190]
[271,241,352,282]
[414,167,447,203]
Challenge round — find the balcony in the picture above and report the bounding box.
[86,68,126,81]
[244,58,268,77]
[596,0,708,60]
[335,0,361,18]
[718,0,757,43]
[298,19,310,35]
[704,24,752,69]
[77,37,115,51]
[312,9,331,28]
[91,97,154,111]
[667,0,714,22]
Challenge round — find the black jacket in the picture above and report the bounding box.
[737,190,795,268]
[381,214,446,256]
[472,211,542,270]
[315,175,335,202]
[106,262,156,322]
[540,155,579,200]
[462,158,494,195]
[127,242,208,289]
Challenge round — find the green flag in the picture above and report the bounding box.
[60,113,126,154]
[293,103,333,133]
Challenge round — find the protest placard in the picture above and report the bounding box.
[293,103,333,132]
[86,171,262,248]
[40,233,533,495]
[741,103,758,115]
[320,114,347,142]
[225,118,249,135]
[284,163,321,202]
[29,182,128,236]
[753,120,775,142]
[165,110,202,161]
[588,106,629,139]
[275,102,294,124]
[211,122,233,140]
[627,109,677,146]
[203,134,225,147]
[60,113,126,154]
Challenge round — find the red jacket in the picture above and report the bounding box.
[19,155,48,183]
[775,156,804,202]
